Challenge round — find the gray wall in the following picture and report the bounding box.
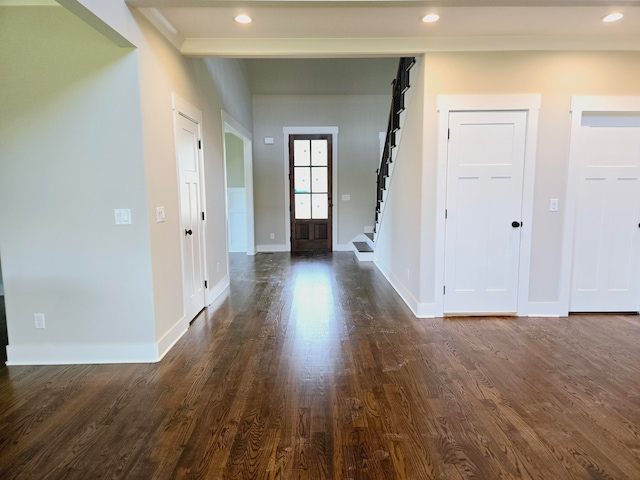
[252,94,388,248]
[0,7,154,349]
[0,5,253,363]
[246,58,398,95]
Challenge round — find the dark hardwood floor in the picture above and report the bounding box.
[1,252,640,479]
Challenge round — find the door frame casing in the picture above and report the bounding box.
[283,126,339,251]
[222,110,256,257]
[560,96,640,315]
[434,94,541,317]
[172,93,208,320]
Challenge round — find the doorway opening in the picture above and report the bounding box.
[563,98,640,314]
[289,134,333,252]
[223,112,255,256]
[173,94,207,322]
[434,95,541,317]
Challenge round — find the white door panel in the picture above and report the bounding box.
[177,113,205,320]
[570,125,640,312]
[445,111,527,314]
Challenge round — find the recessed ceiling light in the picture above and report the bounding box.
[421,13,440,23]
[602,13,623,23]
[235,14,253,24]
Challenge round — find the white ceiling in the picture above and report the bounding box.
[127,0,640,57]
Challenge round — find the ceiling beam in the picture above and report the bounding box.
[180,35,640,57]
[125,0,640,7]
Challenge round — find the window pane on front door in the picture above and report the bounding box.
[312,193,328,219]
[295,194,311,219]
[311,140,327,166]
[294,140,311,166]
[311,167,327,193]
[294,167,311,193]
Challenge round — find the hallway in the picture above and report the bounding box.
[1,252,639,479]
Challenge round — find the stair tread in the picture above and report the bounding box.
[353,241,374,253]
[364,232,374,241]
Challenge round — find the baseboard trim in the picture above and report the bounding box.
[415,302,437,318]
[207,274,230,306]
[6,342,160,366]
[156,315,189,362]
[374,259,434,318]
[526,302,565,317]
[256,244,289,253]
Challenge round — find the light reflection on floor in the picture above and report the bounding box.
[289,260,340,377]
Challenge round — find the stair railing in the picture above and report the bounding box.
[375,57,416,231]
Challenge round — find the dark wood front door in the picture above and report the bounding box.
[289,134,332,252]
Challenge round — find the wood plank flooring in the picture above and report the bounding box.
[1,252,640,479]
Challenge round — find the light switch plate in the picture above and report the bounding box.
[115,209,132,225]
[264,137,274,145]
[342,194,351,201]
[34,313,45,329]
[549,199,559,212]
[156,207,166,223]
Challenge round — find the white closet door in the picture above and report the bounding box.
[570,124,640,312]
[444,111,527,314]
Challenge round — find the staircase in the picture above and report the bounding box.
[353,57,416,262]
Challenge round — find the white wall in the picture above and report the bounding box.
[375,52,640,317]
[0,6,154,362]
[56,0,252,340]
[252,95,388,249]
[246,58,398,95]
[374,57,426,314]
[419,51,640,315]
[0,3,253,364]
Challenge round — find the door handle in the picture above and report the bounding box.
[511,221,522,228]
[185,229,193,236]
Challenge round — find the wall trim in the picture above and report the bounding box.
[156,315,189,361]
[434,94,542,317]
[6,342,160,366]
[256,244,289,253]
[374,257,435,318]
[282,126,339,251]
[207,274,230,306]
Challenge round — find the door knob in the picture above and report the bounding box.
[512,221,521,228]
[185,229,193,236]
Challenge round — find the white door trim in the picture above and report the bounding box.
[172,93,208,320]
[434,94,541,317]
[560,96,640,315]
[282,126,339,251]
[222,110,256,256]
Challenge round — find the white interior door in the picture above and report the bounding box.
[570,122,640,312]
[444,111,527,314]
[176,113,205,320]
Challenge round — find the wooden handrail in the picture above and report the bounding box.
[374,57,416,232]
